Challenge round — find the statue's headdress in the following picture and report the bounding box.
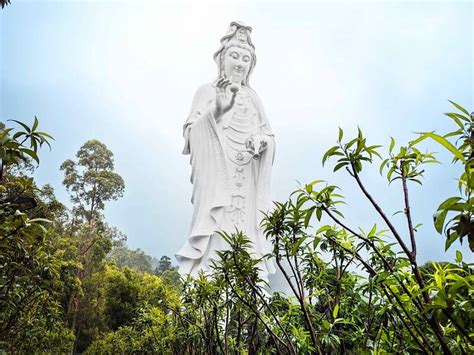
[214,21,256,86]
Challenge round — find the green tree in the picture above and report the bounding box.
[153,255,180,289]
[60,139,125,352]
[60,139,124,225]
[0,117,53,183]
[415,102,474,251]
[84,264,180,354]
[155,255,173,274]
[108,240,153,274]
[0,119,75,353]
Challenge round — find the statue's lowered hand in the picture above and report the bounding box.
[245,134,268,160]
[213,77,238,121]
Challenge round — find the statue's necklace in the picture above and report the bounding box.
[223,92,257,166]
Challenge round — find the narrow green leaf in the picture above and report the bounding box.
[410,133,428,146]
[9,119,31,133]
[32,116,39,131]
[448,100,470,117]
[35,131,54,139]
[346,138,358,149]
[322,146,340,166]
[313,237,321,249]
[31,137,38,152]
[389,137,395,153]
[292,236,308,253]
[316,225,331,234]
[338,127,343,142]
[316,208,322,221]
[438,197,462,210]
[371,150,382,159]
[446,203,466,212]
[434,210,448,234]
[444,113,466,128]
[333,162,348,172]
[356,138,366,154]
[333,303,339,318]
[20,148,39,163]
[304,206,316,228]
[422,132,465,163]
[387,166,396,182]
[379,159,389,175]
[368,224,377,237]
[445,231,458,251]
[309,179,325,186]
[12,131,25,140]
[444,130,463,138]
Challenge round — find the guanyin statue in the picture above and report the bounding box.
[176,21,275,280]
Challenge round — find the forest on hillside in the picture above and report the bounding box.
[0,101,473,354]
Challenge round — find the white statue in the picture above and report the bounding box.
[176,21,275,280]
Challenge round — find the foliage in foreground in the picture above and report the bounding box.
[1,101,473,354]
[85,101,474,354]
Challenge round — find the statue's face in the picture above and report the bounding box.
[223,46,252,83]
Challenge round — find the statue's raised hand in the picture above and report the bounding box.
[213,77,238,121]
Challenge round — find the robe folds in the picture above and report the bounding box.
[176,83,276,278]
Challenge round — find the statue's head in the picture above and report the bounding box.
[214,21,256,86]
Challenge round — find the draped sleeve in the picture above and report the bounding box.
[176,84,232,274]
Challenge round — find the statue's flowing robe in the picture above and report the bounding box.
[176,83,276,277]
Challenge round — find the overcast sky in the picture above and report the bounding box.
[1,0,473,266]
